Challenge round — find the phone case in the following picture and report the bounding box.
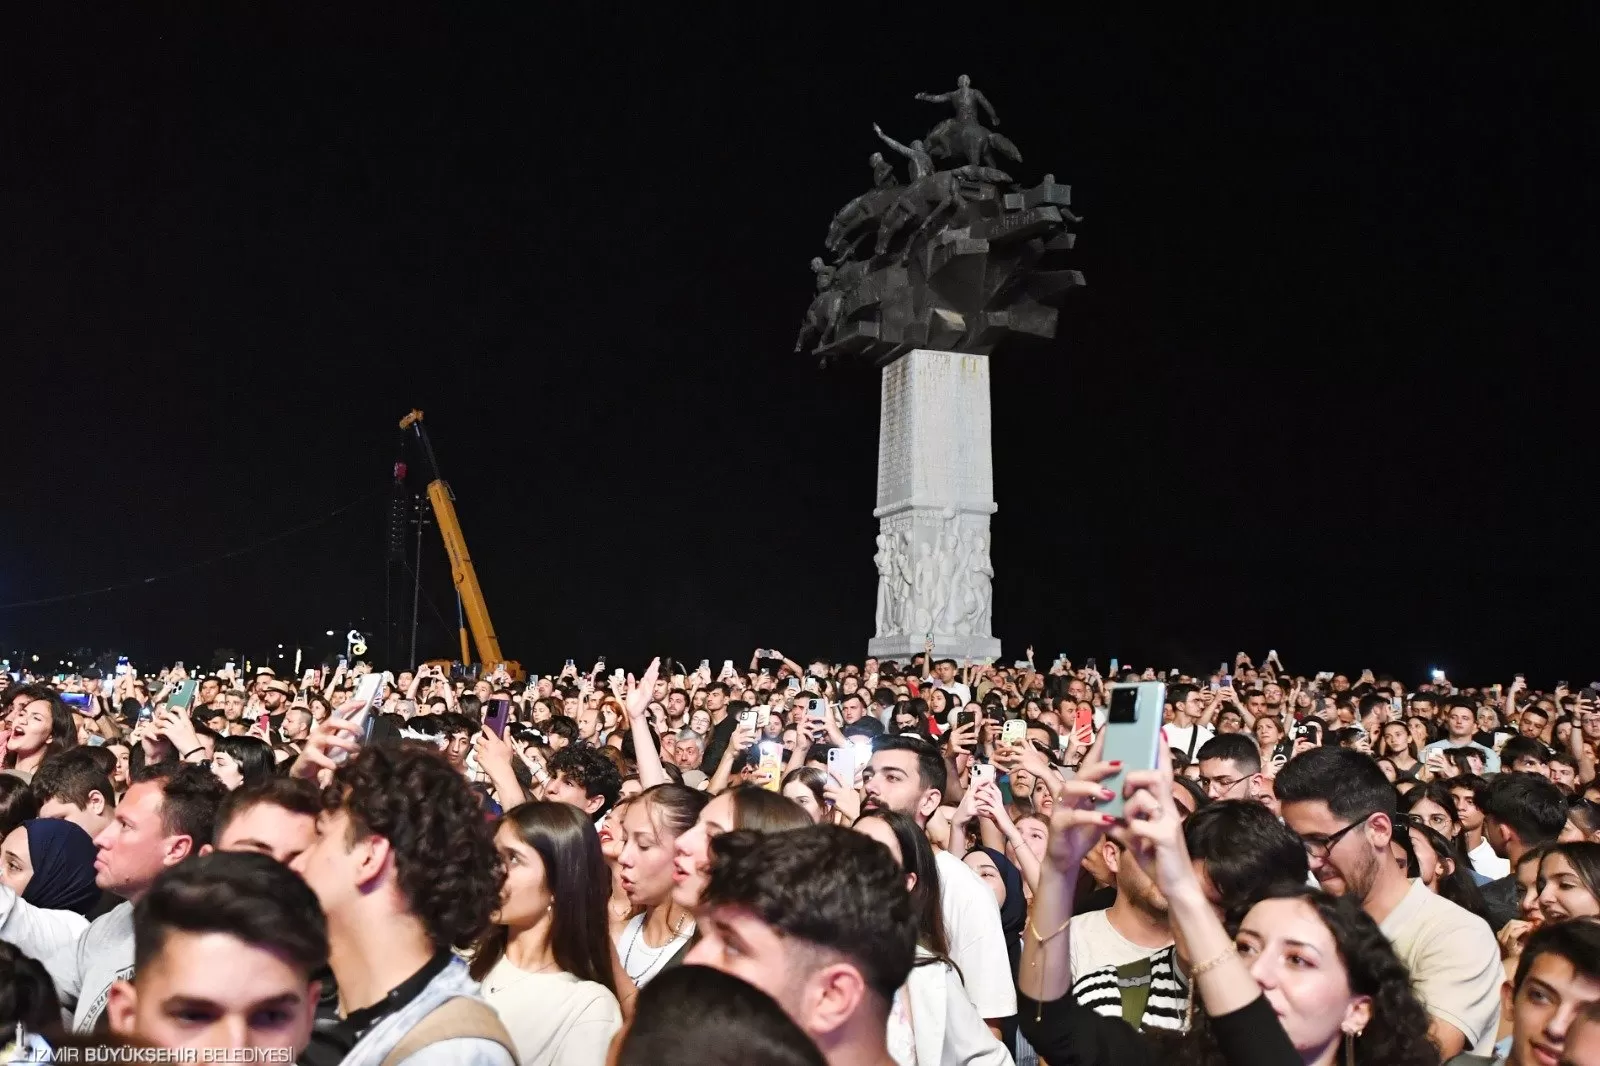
[1098,682,1168,818]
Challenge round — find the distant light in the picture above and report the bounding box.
[326,630,336,637]
[31,654,39,662]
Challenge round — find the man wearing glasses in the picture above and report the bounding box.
[1277,746,1501,1061]
[1194,734,1265,802]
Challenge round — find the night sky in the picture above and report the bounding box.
[4,8,1597,683]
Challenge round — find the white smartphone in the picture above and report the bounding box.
[827,745,854,783]
[1100,682,1168,818]
[721,660,734,676]
[807,698,828,722]
[970,762,996,785]
[1001,719,1027,746]
[738,709,759,733]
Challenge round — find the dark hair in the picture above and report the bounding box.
[1542,842,1600,911]
[854,809,952,961]
[0,775,40,838]
[1567,797,1600,838]
[1184,801,1308,920]
[3,685,78,765]
[0,940,62,1034]
[129,762,228,849]
[781,766,828,813]
[870,733,947,798]
[214,777,323,845]
[726,786,813,834]
[616,965,826,1066]
[1249,887,1438,1066]
[1274,746,1396,824]
[1499,736,1550,770]
[547,746,623,816]
[1481,772,1568,847]
[29,749,116,812]
[703,825,916,1004]
[213,735,276,791]
[1398,780,1461,832]
[1166,683,1199,707]
[332,744,501,950]
[135,852,326,980]
[1405,821,1491,924]
[1195,733,1261,775]
[545,716,580,744]
[1513,917,1600,991]
[471,802,616,994]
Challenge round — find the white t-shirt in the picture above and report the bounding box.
[934,849,1017,1020]
[481,961,621,1066]
[1379,879,1502,1056]
[1161,722,1214,760]
[1468,837,1510,881]
[1067,908,1171,984]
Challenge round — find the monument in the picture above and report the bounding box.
[797,74,1084,664]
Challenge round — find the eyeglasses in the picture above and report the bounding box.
[1301,817,1369,860]
[1197,774,1247,796]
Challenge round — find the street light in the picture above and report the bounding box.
[326,630,336,637]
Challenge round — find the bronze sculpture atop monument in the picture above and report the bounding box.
[796,75,1084,368]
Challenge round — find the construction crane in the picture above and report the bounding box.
[398,410,522,680]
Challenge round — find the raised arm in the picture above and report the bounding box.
[873,122,912,159]
[627,659,670,789]
[974,89,1000,126]
[914,90,954,104]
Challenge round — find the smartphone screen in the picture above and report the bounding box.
[1100,682,1167,818]
[486,697,512,738]
[61,692,91,711]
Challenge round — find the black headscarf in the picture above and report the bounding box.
[19,819,100,915]
[978,845,1027,976]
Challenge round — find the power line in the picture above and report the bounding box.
[0,489,384,612]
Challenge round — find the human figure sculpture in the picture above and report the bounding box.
[872,123,934,182]
[794,256,844,353]
[889,531,913,633]
[933,525,960,632]
[873,533,894,637]
[911,539,937,635]
[870,151,898,189]
[913,73,1022,169]
[964,535,994,634]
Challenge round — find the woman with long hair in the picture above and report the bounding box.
[854,809,1010,1066]
[599,797,639,941]
[781,766,831,823]
[672,786,812,912]
[473,802,622,1066]
[1406,821,1492,924]
[1536,841,1600,923]
[1,688,77,778]
[1378,722,1422,783]
[615,784,708,991]
[210,735,276,791]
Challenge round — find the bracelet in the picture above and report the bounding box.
[181,747,205,760]
[1027,915,1072,946]
[1187,946,1237,979]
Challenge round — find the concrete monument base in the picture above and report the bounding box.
[867,349,1001,665]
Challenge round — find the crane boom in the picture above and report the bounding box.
[398,409,513,675]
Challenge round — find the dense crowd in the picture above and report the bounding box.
[2,648,1599,1066]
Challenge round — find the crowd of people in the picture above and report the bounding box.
[2,647,1599,1066]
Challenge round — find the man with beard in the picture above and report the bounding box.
[1066,831,1171,983]
[1277,747,1500,1059]
[860,734,1015,1030]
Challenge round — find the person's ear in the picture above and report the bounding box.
[106,979,139,1036]
[918,789,942,821]
[1247,773,1264,798]
[355,833,392,890]
[87,790,108,816]
[1500,978,1515,1023]
[163,834,196,867]
[803,961,867,1038]
[1101,837,1121,874]
[585,794,605,816]
[905,871,918,895]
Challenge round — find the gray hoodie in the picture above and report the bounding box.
[0,886,134,1031]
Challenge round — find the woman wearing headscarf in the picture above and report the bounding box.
[0,818,101,914]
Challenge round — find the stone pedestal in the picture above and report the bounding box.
[867,349,1001,664]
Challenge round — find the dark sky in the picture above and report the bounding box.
[3,8,1597,683]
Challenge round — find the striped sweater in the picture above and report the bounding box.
[1069,944,1191,1032]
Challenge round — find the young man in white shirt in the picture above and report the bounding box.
[1160,684,1213,763]
[860,734,1017,1029]
[1448,775,1510,880]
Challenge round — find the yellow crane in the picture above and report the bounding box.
[398,410,522,680]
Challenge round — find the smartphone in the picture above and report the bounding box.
[1390,696,1404,716]
[1431,669,1446,683]
[1220,675,1233,689]
[1100,682,1167,818]
[167,680,199,712]
[1013,660,1030,669]
[485,697,512,738]
[826,745,854,784]
[1074,705,1094,734]
[699,659,710,672]
[331,673,385,765]
[758,742,783,791]
[1085,657,1098,673]
[807,698,827,721]
[721,660,734,676]
[564,658,575,669]
[787,678,800,692]
[61,692,91,711]
[954,709,978,729]
[1109,658,1119,674]
[223,661,234,673]
[1001,718,1027,745]
[970,762,996,785]
[739,709,759,733]
[256,712,270,734]
[611,669,625,689]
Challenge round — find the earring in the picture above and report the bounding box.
[1343,1027,1362,1066]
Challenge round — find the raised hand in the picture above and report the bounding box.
[1042,731,1121,872]
[290,716,365,779]
[625,659,661,724]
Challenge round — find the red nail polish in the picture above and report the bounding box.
[1108,760,1123,767]
[1100,814,1117,825]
